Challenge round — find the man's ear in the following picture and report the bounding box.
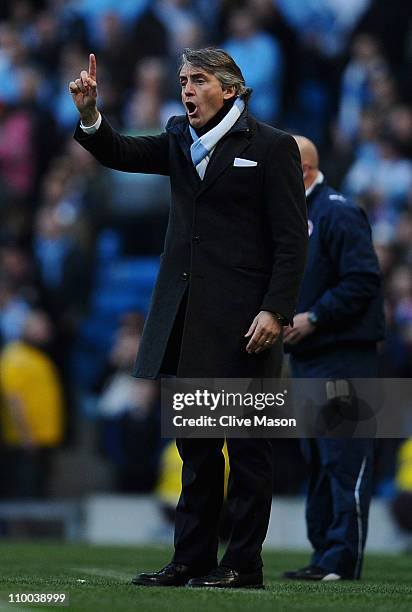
[223,86,236,100]
[302,162,311,180]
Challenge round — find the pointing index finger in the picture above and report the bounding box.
[88,53,96,79]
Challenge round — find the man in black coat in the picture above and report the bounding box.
[283,136,385,581]
[70,48,308,588]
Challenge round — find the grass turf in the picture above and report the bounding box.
[0,543,412,611]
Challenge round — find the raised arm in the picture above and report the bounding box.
[70,54,170,175]
[69,53,99,127]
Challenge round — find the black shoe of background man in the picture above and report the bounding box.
[282,565,341,581]
[132,562,207,587]
[187,566,264,589]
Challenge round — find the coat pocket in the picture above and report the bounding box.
[235,264,271,277]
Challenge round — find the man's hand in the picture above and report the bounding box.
[245,310,282,354]
[283,312,316,345]
[69,53,99,125]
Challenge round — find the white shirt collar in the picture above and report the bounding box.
[305,171,324,197]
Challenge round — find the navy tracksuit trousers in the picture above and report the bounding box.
[290,343,377,579]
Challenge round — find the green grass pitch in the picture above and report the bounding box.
[1,543,412,611]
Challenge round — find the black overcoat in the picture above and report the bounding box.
[74,110,308,378]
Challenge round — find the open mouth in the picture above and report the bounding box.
[185,101,198,116]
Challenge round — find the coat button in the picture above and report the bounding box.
[192,235,200,244]
[181,272,189,281]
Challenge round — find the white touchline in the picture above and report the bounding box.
[72,567,132,581]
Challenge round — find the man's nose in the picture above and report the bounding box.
[184,81,195,96]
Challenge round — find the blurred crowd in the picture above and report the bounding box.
[0,0,411,509]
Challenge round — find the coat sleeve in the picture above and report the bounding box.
[73,114,170,175]
[311,204,382,326]
[260,132,308,324]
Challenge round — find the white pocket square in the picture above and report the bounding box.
[233,158,258,167]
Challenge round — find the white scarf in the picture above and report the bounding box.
[189,97,245,179]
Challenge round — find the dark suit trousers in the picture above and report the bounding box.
[172,436,274,572]
[165,288,279,572]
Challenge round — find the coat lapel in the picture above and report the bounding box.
[167,111,254,196]
[197,131,251,198]
[166,116,202,186]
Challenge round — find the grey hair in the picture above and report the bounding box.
[179,47,252,101]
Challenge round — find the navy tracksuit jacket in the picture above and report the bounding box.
[287,178,385,579]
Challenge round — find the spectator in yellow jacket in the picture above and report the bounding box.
[0,310,64,497]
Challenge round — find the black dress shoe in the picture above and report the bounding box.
[132,562,200,587]
[282,565,341,581]
[187,566,264,589]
